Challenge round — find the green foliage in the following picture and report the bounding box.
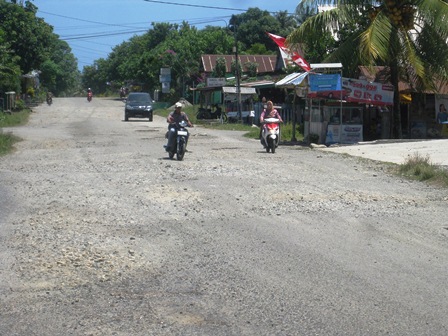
[212,57,227,78]
[288,0,448,138]
[308,133,319,144]
[245,43,273,55]
[397,153,448,188]
[245,62,259,77]
[0,108,29,127]
[0,1,80,96]
[79,6,301,97]
[0,107,29,155]
[230,8,282,51]
[0,131,21,156]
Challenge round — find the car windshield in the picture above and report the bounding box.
[129,94,151,103]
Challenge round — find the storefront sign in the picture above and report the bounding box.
[326,124,363,144]
[309,74,341,91]
[340,124,363,143]
[326,124,340,144]
[342,78,394,106]
[207,77,226,87]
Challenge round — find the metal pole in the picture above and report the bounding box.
[233,19,242,122]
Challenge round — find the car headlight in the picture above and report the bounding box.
[145,106,152,111]
[126,104,133,109]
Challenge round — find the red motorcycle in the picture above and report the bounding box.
[87,91,93,102]
[261,118,281,153]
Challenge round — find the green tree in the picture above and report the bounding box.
[275,10,298,36]
[230,8,282,52]
[212,57,227,78]
[40,39,80,96]
[0,0,79,96]
[0,41,21,94]
[0,1,52,73]
[288,0,448,138]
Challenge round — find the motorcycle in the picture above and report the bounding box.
[87,92,93,102]
[46,96,52,106]
[165,120,190,161]
[261,117,281,153]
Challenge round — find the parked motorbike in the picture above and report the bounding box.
[165,120,190,161]
[261,117,281,153]
[87,92,93,102]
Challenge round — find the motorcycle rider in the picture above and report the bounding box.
[165,102,193,151]
[87,88,93,100]
[259,100,283,145]
[46,91,53,104]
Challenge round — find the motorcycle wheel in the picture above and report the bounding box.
[177,137,186,161]
[268,138,275,153]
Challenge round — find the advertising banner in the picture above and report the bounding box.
[342,78,394,106]
[308,76,394,106]
[326,124,363,144]
[309,74,341,91]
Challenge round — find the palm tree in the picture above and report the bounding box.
[287,0,448,138]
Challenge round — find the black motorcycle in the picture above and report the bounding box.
[46,96,52,105]
[165,120,190,161]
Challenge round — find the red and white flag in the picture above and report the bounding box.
[266,32,311,72]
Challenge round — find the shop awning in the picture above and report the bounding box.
[222,86,256,94]
[275,72,308,88]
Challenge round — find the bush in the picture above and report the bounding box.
[397,152,448,187]
[308,133,319,144]
[0,131,21,156]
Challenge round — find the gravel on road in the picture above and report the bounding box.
[1,97,447,336]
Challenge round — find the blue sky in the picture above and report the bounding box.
[32,0,301,71]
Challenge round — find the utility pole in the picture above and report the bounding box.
[232,17,242,122]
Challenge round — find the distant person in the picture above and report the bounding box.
[437,103,448,123]
[259,100,283,138]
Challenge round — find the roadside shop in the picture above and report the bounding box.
[276,67,394,144]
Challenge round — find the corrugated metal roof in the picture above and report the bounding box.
[358,66,448,94]
[275,72,308,88]
[201,54,278,74]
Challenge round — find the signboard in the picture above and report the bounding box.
[308,77,394,105]
[342,78,394,106]
[160,68,171,83]
[340,124,363,143]
[309,74,341,91]
[326,124,363,144]
[435,94,448,123]
[325,124,340,144]
[207,77,226,87]
[161,82,170,93]
[159,74,171,83]
[160,68,171,75]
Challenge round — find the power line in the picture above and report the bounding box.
[142,0,247,12]
[61,29,149,41]
[39,10,148,29]
[142,0,295,15]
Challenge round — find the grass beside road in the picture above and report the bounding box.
[155,106,304,142]
[397,153,448,188]
[0,109,29,156]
